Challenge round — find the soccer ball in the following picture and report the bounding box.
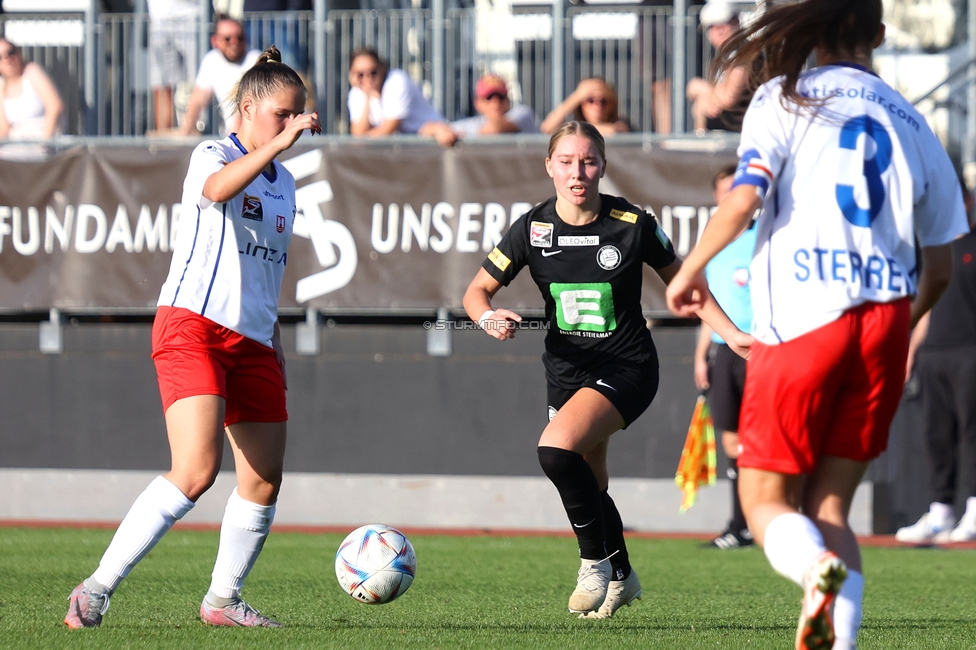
[334,524,416,604]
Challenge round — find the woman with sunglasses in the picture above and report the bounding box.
[541,78,630,138]
[0,37,63,159]
[347,48,443,136]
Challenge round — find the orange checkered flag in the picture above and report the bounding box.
[674,395,717,512]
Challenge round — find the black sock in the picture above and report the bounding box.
[538,446,606,560]
[601,490,631,581]
[728,458,748,535]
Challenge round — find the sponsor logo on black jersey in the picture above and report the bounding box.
[550,282,617,335]
[242,193,263,222]
[597,245,621,270]
[608,208,638,224]
[530,221,553,247]
[488,247,511,271]
[558,235,599,247]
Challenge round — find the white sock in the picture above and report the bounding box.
[91,476,194,592]
[832,569,863,649]
[964,497,976,521]
[762,512,826,587]
[929,502,954,525]
[208,488,275,600]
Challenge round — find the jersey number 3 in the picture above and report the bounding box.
[836,114,892,228]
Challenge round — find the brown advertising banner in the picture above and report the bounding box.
[0,140,736,314]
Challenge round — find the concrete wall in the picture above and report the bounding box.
[0,320,929,533]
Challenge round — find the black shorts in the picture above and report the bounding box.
[708,343,747,433]
[545,357,660,429]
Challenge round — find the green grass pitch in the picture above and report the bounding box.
[1,526,975,649]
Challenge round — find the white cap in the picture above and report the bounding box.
[699,0,735,28]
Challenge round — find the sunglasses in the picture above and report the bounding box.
[216,34,244,43]
[355,69,379,80]
[585,96,609,105]
[482,92,507,102]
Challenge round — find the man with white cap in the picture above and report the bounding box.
[686,0,751,133]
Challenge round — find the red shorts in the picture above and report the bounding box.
[151,306,287,427]
[738,299,910,474]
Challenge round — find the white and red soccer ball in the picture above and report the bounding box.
[334,524,416,604]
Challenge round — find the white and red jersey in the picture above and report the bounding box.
[158,135,297,347]
[733,63,967,345]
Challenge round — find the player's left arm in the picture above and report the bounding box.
[658,259,753,359]
[666,185,760,319]
[911,243,953,329]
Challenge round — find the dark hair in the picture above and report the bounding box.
[572,77,621,124]
[232,46,306,114]
[712,163,737,189]
[213,14,244,33]
[547,121,607,165]
[0,37,20,54]
[712,0,883,111]
[350,48,387,70]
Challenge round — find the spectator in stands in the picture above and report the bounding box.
[686,0,751,134]
[148,0,200,132]
[0,37,64,161]
[540,77,630,137]
[243,0,311,75]
[347,48,443,136]
[418,73,538,147]
[896,184,976,545]
[178,16,260,136]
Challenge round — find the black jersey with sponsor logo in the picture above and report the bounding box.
[482,194,676,369]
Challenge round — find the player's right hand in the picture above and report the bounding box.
[483,308,522,341]
[665,268,708,318]
[276,112,321,150]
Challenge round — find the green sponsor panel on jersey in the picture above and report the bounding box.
[549,282,617,333]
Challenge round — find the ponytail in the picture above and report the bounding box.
[231,45,306,115]
[712,0,883,111]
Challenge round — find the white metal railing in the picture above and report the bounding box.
[2,3,968,145]
[0,6,714,136]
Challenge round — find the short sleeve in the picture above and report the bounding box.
[641,208,677,269]
[482,214,530,286]
[380,71,411,121]
[733,81,793,199]
[184,141,228,210]
[915,133,969,247]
